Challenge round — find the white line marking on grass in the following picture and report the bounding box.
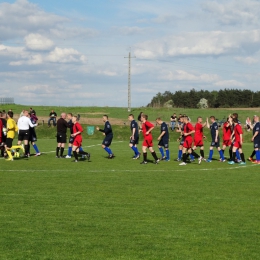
[0,164,257,173]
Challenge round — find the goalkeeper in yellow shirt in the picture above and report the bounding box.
[5,111,24,161]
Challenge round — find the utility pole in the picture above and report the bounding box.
[124,49,135,112]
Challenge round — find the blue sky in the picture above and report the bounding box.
[0,0,260,107]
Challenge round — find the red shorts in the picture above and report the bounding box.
[223,140,231,146]
[194,138,203,147]
[143,138,153,147]
[233,141,242,149]
[183,136,193,149]
[73,136,82,147]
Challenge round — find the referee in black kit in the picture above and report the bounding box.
[56,112,69,158]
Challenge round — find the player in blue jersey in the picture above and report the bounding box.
[156,118,170,161]
[250,115,260,164]
[206,116,225,162]
[128,114,140,159]
[96,115,114,159]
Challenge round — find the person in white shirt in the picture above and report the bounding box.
[17,110,37,157]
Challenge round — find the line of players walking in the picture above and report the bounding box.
[1,109,260,165]
[128,112,260,166]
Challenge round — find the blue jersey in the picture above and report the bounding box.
[99,121,113,137]
[253,122,260,141]
[68,119,73,134]
[161,122,169,140]
[210,122,219,141]
[130,120,139,138]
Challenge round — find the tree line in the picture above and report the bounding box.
[147,89,260,108]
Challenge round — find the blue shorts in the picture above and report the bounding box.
[158,139,169,148]
[254,140,260,149]
[102,136,113,147]
[130,136,139,145]
[211,141,220,148]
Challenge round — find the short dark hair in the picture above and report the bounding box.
[232,113,238,119]
[8,111,13,118]
[210,116,215,120]
[103,115,108,119]
[67,113,73,116]
[233,118,238,123]
[128,114,134,118]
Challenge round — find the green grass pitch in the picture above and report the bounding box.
[1,137,260,259]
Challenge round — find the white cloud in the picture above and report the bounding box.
[201,0,260,26]
[235,56,258,64]
[25,33,54,51]
[47,47,87,63]
[214,80,244,87]
[134,30,260,59]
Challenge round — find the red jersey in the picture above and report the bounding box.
[142,121,154,139]
[194,123,203,139]
[234,124,243,142]
[223,122,232,141]
[183,122,194,137]
[73,122,83,134]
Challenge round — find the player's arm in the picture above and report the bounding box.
[206,118,210,128]
[158,131,166,140]
[202,122,207,128]
[215,129,219,142]
[27,118,37,128]
[252,130,259,142]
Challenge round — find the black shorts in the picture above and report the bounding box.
[69,136,74,144]
[130,136,139,145]
[102,136,113,147]
[57,132,67,143]
[158,139,169,148]
[18,130,29,141]
[6,138,13,148]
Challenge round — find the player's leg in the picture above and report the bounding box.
[207,144,214,162]
[158,139,165,160]
[217,146,225,162]
[180,147,188,165]
[165,143,170,161]
[72,145,79,162]
[248,150,256,161]
[5,138,14,161]
[140,145,148,164]
[238,147,246,164]
[148,146,159,163]
[228,146,237,164]
[177,143,183,161]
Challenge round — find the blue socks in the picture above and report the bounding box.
[166,150,170,160]
[178,150,182,160]
[104,147,112,155]
[33,144,39,153]
[190,154,195,160]
[236,150,241,160]
[68,147,72,156]
[159,147,164,157]
[209,150,213,160]
[131,146,139,156]
[256,150,260,161]
[219,150,225,160]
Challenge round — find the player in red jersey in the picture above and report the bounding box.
[221,116,232,160]
[193,116,206,160]
[71,116,90,162]
[140,115,159,164]
[179,116,202,166]
[228,118,246,165]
